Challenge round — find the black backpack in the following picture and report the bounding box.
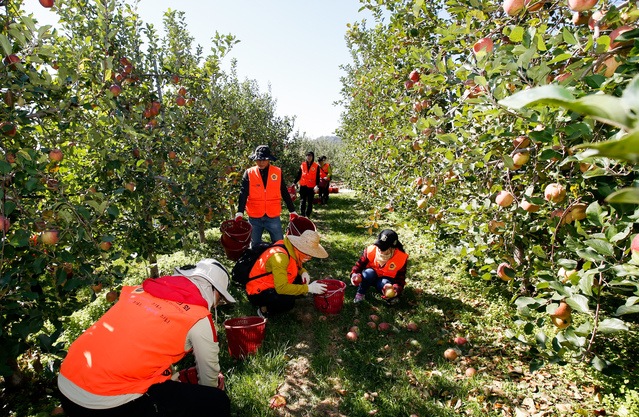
[231,242,289,286]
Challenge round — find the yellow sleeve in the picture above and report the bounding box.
[266,252,308,296]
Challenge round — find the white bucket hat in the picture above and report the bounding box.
[287,230,328,258]
[174,259,236,304]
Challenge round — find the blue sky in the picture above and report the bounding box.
[24,0,378,139]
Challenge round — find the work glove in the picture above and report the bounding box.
[218,372,225,391]
[350,273,362,286]
[289,212,299,221]
[322,177,328,181]
[307,281,327,295]
[234,212,243,222]
[301,271,310,284]
[314,186,319,193]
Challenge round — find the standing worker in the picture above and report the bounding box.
[57,259,234,417]
[236,145,298,248]
[293,151,320,218]
[246,229,328,319]
[317,155,332,205]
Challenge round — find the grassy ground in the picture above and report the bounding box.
[4,190,638,416]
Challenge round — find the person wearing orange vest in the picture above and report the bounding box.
[236,145,298,248]
[350,229,409,305]
[246,230,328,319]
[317,155,332,205]
[292,151,320,218]
[57,259,235,417]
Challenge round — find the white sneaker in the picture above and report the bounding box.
[354,293,365,303]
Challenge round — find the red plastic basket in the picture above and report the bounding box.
[313,279,346,314]
[286,217,316,237]
[220,220,252,250]
[223,316,267,359]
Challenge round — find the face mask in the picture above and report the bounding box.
[376,248,393,263]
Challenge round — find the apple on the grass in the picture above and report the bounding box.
[346,331,358,341]
[454,336,468,345]
[367,321,377,329]
[407,322,419,332]
[91,283,103,293]
[369,314,379,322]
[378,322,390,331]
[444,348,458,361]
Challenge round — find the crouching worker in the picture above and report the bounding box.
[247,230,328,319]
[57,259,234,417]
[351,229,408,305]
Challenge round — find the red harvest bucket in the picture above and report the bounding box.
[313,197,321,204]
[224,316,267,359]
[286,216,316,237]
[220,220,252,261]
[329,187,339,194]
[313,279,346,314]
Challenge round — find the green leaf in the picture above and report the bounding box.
[576,130,639,163]
[597,318,629,334]
[499,86,638,131]
[562,27,577,45]
[0,34,12,56]
[606,188,639,204]
[584,239,615,257]
[509,26,525,43]
[615,305,639,315]
[586,202,604,227]
[566,294,590,313]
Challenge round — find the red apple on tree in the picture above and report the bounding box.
[0,215,10,232]
[4,54,21,68]
[503,0,525,16]
[567,0,599,12]
[109,84,122,97]
[1,122,16,137]
[41,230,59,245]
[176,96,186,106]
[495,191,514,207]
[497,262,515,281]
[125,182,136,192]
[99,241,112,251]
[544,183,566,203]
[521,199,540,213]
[609,25,633,50]
[39,0,54,7]
[631,234,639,263]
[473,38,494,55]
[49,149,63,162]
[409,70,420,82]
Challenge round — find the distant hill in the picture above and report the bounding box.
[313,135,341,142]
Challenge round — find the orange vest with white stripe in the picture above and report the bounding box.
[319,162,330,178]
[299,162,319,188]
[246,241,297,295]
[60,285,211,396]
[365,245,409,279]
[246,165,282,218]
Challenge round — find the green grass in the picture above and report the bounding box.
[8,190,639,416]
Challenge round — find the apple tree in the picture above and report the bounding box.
[338,0,639,372]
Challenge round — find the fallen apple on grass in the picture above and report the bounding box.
[444,348,458,361]
[346,331,358,341]
[378,322,390,332]
[454,336,468,345]
[465,367,477,377]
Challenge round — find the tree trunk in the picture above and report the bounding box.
[198,221,206,243]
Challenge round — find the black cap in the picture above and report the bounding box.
[374,229,399,251]
[319,155,327,161]
[306,151,314,157]
[249,145,278,161]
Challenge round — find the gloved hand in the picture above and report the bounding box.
[323,177,328,181]
[218,372,225,391]
[301,271,310,284]
[350,273,362,286]
[289,212,299,221]
[314,186,319,193]
[307,281,327,295]
[234,212,243,222]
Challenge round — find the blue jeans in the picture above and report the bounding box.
[248,215,284,247]
[357,268,392,295]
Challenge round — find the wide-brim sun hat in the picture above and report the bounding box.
[249,145,278,161]
[287,230,328,258]
[174,259,236,304]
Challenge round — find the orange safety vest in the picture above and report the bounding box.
[60,285,211,396]
[299,162,319,188]
[365,245,409,279]
[246,241,298,295]
[246,165,283,218]
[319,162,330,179]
